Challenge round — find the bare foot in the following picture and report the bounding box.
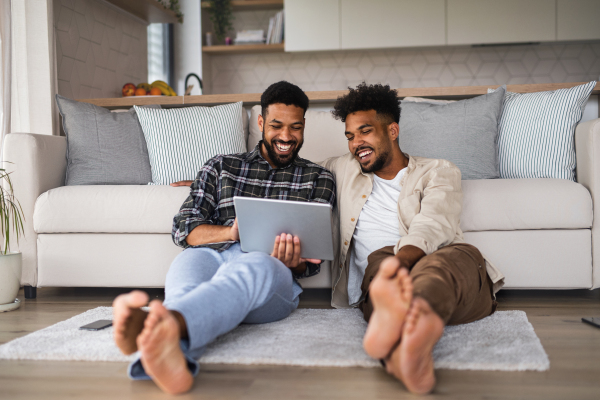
[386,297,444,395]
[363,257,413,359]
[112,290,149,355]
[137,300,193,395]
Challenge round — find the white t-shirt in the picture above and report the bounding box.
[347,168,406,306]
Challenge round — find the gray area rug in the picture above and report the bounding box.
[0,307,549,371]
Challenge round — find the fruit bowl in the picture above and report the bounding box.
[122,81,177,97]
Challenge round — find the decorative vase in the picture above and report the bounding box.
[0,252,22,312]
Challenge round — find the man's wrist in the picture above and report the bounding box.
[290,262,307,275]
[394,256,412,270]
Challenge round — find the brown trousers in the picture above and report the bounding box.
[359,243,497,325]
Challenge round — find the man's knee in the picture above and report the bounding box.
[221,252,289,279]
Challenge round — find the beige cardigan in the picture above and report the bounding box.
[321,153,505,309]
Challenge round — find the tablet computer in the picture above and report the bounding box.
[233,196,334,261]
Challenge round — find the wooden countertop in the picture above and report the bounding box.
[80,82,600,109]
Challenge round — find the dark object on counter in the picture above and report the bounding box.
[185,73,203,95]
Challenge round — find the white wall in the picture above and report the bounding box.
[11,0,55,135]
[173,0,202,96]
[54,0,148,99]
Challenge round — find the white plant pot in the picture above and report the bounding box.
[0,252,22,305]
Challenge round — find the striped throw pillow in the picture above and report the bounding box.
[134,102,246,185]
[489,81,596,181]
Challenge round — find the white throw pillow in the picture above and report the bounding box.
[488,81,596,181]
[135,102,246,185]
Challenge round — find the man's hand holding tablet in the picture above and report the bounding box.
[233,197,335,263]
[270,233,322,275]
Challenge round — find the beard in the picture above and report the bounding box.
[357,146,390,173]
[262,131,303,168]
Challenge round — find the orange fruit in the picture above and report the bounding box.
[150,87,162,96]
[135,88,147,96]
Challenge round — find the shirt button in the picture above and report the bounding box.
[351,218,355,222]
[362,195,366,198]
[344,241,348,245]
[339,263,342,269]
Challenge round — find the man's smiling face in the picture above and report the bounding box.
[258,103,305,168]
[345,109,394,173]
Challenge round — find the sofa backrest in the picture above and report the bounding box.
[248,105,350,163]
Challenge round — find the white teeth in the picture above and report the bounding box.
[358,150,373,158]
[276,143,292,152]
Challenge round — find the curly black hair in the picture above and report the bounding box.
[261,81,309,117]
[331,82,400,125]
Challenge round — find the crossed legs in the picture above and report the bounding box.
[112,244,300,394]
[361,244,496,394]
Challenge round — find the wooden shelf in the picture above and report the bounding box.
[202,43,284,54]
[202,0,283,11]
[104,0,179,24]
[80,82,600,109]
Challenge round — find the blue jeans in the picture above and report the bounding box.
[128,243,303,379]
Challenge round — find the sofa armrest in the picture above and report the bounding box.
[575,118,600,288]
[2,133,67,286]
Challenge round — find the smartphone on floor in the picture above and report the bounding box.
[582,317,600,329]
[80,320,113,331]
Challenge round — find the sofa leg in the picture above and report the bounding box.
[24,286,37,299]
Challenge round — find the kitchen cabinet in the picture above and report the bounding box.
[340,0,446,50]
[557,0,600,41]
[284,0,340,52]
[447,0,556,45]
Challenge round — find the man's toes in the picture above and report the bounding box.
[378,257,401,279]
[149,300,169,317]
[404,305,420,333]
[113,291,149,312]
[144,309,160,330]
[125,291,149,308]
[396,270,413,300]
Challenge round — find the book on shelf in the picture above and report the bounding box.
[266,17,274,45]
[266,10,284,44]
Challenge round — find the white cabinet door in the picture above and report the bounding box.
[447,0,556,45]
[557,0,600,41]
[340,0,445,50]
[284,0,340,52]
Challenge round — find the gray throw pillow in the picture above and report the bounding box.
[56,95,154,185]
[399,86,506,180]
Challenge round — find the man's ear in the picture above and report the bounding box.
[257,114,264,132]
[389,122,400,141]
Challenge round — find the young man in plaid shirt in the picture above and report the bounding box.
[111,81,336,394]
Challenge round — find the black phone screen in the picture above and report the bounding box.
[79,320,113,331]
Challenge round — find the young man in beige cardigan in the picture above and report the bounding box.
[321,83,504,394]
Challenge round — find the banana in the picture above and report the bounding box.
[151,84,170,96]
[137,82,152,91]
[151,80,177,96]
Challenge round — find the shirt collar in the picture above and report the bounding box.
[246,141,309,168]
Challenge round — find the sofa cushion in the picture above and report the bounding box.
[399,87,505,180]
[34,179,592,234]
[135,102,246,185]
[56,95,155,186]
[34,185,190,234]
[489,81,596,181]
[461,178,592,232]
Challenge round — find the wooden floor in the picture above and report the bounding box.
[0,287,599,400]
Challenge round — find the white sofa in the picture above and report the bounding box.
[5,104,600,299]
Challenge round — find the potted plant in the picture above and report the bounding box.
[206,0,233,43]
[0,165,24,312]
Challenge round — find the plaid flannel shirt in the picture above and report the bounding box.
[172,142,336,279]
